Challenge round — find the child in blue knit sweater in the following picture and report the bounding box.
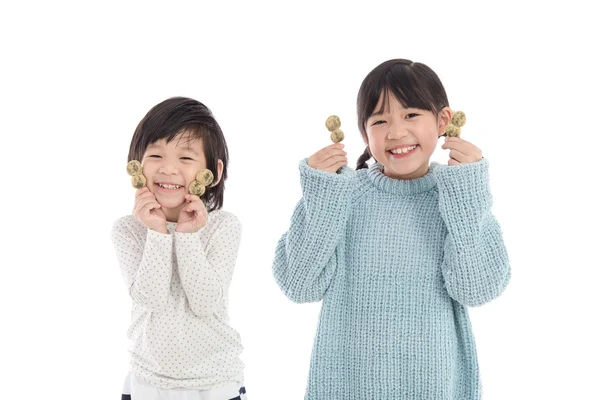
[273,59,510,399]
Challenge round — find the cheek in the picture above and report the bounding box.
[366,130,384,152]
[183,170,194,183]
[142,161,161,178]
[370,143,386,159]
[186,165,202,181]
[419,133,440,154]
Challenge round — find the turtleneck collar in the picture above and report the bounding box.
[366,162,438,195]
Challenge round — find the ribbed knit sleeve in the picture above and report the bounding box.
[111,219,173,311]
[434,159,511,306]
[273,159,354,303]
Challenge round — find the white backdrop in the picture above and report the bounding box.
[1,1,598,399]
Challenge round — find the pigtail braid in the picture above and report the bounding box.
[356,146,372,170]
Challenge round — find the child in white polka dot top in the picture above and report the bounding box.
[112,97,247,400]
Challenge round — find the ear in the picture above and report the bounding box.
[362,135,369,147]
[437,107,452,137]
[211,160,224,187]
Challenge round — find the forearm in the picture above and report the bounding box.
[112,225,174,310]
[175,232,224,315]
[273,160,353,303]
[174,216,241,316]
[441,215,510,306]
[435,159,511,306]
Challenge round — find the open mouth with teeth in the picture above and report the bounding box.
[155,183,184,191]
[389,145,419,157]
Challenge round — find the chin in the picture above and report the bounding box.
[157,198,185,209]
[386,161,428,179]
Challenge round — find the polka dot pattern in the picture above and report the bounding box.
[111,210,244,389]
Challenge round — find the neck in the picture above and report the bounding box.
[163,205,183,223]
[383,162,430,180]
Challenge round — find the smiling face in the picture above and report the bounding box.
[365,91,451,180]
[141,131,207,221]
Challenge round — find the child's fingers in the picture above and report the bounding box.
[135,195,161,213]
[443,138,480,154]
[442,143,473,156]
[139,201,161,216]
[135,187,151,198]
[316,148,347,165]
[442,139,482,163]
[323,144,346,157]
[133,197,151,215]
[330,160,348,172]
[135,194,159,211]
[446,137,476,148]
[325,143,344,151]
[184,201,202,214]
[320,159,348,173]
[183,195,207,214]
[314,151,346,167]
[135,190,159,205]
[185,194,201,203]
[448,149,469,163]
[308,144,344,166]
[322,155,348,170]
[135,192,157,207]
[448,158,460,166]
[315,144,345,161]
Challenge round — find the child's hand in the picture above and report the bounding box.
[175,194,208,233]
[307,143,348,173]
[133,187,167,233]
[441,137,483,166]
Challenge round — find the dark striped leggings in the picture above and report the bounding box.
[121,386,246,400]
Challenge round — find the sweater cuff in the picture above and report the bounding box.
[173,230,204,244]
[298,158,353,203]
[433,158,492,211]
[173,228,202,236]
[146,228,173,243]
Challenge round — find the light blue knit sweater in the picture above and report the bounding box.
[273,158,510,399]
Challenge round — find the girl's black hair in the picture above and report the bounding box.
[128,97,229,211]
[356,59,449,169]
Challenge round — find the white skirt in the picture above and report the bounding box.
[123,373,246,400]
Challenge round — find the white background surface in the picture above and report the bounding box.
[1,1,598,399]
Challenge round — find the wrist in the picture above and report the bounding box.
[150,225,168,234]
[175,226,202,234]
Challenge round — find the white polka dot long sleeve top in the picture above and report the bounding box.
[111,210,244,389]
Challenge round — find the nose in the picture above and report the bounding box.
[387,122,409,140]
[157,160,178,175]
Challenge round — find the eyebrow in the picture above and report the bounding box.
[180,146,200,156]
[147,143,199,156]
[369,104,415,119]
